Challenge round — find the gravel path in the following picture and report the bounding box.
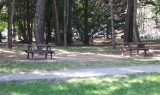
[0,65,160,82]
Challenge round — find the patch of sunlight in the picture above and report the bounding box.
[102,77,120,83]
[127,78,144,84]
[20,52,27,55]
[86,77,103,84]
[68,76,126,85]
[87,90,107,95]
[106,75,129,82]
[123,83,131,88]
[0,68,20,73]
[11,92,27,95]
[68,77,102,84]
[58,49,78,53]
[56,85,68,90]
[150,57,160,61]
[67,78,90,83]
[0,68,9,73]
[81,52,94,55]
[0,48,16,54]
[109,86,120,91]
[134,58,160,61]
[145,75,160,81]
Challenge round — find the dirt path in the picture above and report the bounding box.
[0,64,160,81]
[0,48,160,62]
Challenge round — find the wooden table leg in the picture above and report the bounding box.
[32,52,34,60]
[129,50,132,57]
[144,50,147,56]
[137,50,139,55]
[45,53,47,59]
[51,52,53,59]
[27,53,29,59]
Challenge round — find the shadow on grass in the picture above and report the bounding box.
[0,74,160,95]
[1,59,160,73]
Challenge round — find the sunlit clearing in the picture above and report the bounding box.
[0,48,16,54]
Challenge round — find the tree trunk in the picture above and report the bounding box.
[19,21,27,42]
[84,0,89,45]
[124,0,134,42]
[63,0,69,46]
[46,21,52,44]
[22,0,28,43]
[34,0,47,44]
[110,0,116,49]
[7,0,15,48]
[46,0,52,44]
[52,0,62,45]
[67,0,73,45]
[133,0,140,42]
[27,0,32,44]
[0,32,2,42]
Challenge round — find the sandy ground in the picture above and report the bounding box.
[0,47,160,62]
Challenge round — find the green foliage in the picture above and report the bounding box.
[0,7,7,31]
[73,0,127,44]
[0,21,7,31]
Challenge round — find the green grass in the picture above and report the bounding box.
[56,46,119,54]
[1,59,160,73]
[0,73,160,95]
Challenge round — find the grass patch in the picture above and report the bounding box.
[1,59,160,73]
[55,46,119,54]
[0,73,160,95]
[1,46,117,54]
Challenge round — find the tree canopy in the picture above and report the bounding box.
[0,0,160,48]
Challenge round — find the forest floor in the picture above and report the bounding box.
[1,38,160,62]
[0,44,160,62]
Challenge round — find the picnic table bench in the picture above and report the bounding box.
[120,42,149,57]
[24,44,55,60]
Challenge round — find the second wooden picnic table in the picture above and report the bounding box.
[25,44,55,60]
[120,42,149,56]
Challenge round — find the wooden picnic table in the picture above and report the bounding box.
[24,44,55,60]
[120,42,149,57]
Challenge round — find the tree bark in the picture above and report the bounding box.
[45,0,52,44]
[84,0,89,45]
[110,0,116,49]
[34,0,47,44]
[7,0,15,48]
[133,0,140,42]
[52,0,62,45]
[27,0,32,44]
[67,0,73,45]
[63,0,69,46]
[124,0,134,42]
